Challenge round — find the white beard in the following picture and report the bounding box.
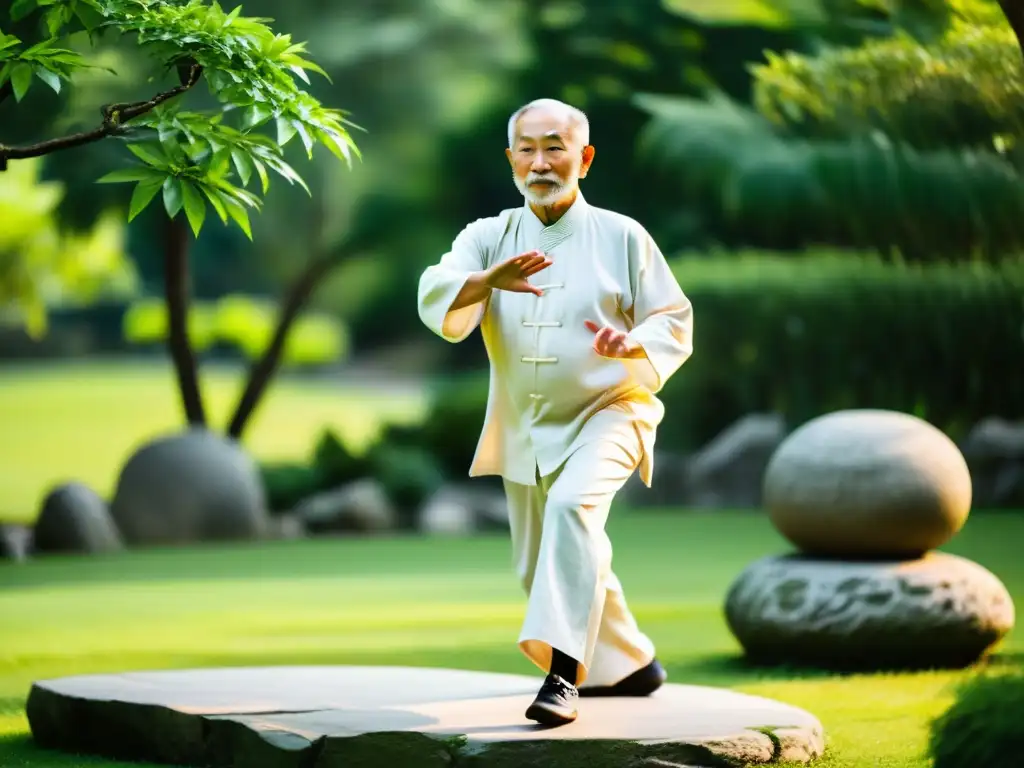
[514,163,581,207]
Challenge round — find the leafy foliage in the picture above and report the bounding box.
[635,92,1024,259]
[751,9,1024,150]
[929,666,1024,768]
[421,250,1024,457]
[1,0,359,239]
[122,293,349,365]
[0,157,137,336]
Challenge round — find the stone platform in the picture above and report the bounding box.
[26,666,825,767]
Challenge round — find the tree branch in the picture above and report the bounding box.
[225,249,346,440]
[0,64,202,170]
[165,215,208,427]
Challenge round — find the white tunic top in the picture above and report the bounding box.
[417,194,694,487]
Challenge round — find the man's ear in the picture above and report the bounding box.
[505,147,514,168]
[578,145,596,179]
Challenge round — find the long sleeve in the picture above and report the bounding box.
[621,228,694,393]
[417,219,491,342]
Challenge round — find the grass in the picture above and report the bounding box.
[1,511,1021,768]
[0,359,428,524]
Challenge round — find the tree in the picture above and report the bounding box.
[636,0,1024,260]
[0,0,359,438]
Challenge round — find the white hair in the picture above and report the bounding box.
[507,98,590,149]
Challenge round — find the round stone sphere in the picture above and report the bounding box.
[110,428,269,546]
[764,409,972,558]
[724,552,1015,671]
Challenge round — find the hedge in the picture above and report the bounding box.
[413,250,1024,462]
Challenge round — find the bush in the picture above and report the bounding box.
[258,426,447,526]
[365,442,447,528]
[379,372,492,482]
[409,250,1024,462]
[928,666,1024,768]
[123,294,350,366]
[657,250,1024,452]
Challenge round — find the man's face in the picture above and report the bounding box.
[506,108,594,206]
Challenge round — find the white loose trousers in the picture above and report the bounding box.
[503,417,655,688]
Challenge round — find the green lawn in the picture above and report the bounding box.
[0,359,428,524]
[1,511,1021,767]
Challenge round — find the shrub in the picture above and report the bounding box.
[258,427,447,525]
[928,666,1024,768]
[365,442,447,528]
[379,371,492,482]
[658,250,1024,451]
[411,250,1024,461]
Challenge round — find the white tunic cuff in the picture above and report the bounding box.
[417,269,485,342]
[624,323,692,393]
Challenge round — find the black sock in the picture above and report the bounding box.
[550,649,578,685]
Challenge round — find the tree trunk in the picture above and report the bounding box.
[164,215,207,426]
[225,253,343,440]
[999,1,1024,59]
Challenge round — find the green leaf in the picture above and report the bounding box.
[11,62,32,102]
[230,148,252,186]
[128,177,165,221]
[10,0,39,22]
[162,176,183,218]
[34,65,61,93]
[276,115,297,146]
[0,35,21,54]
[127,143,169,168]
[220,193,252,239]
[242,103,273,130]
[294,121,314,158]
[200,184,228,223]
[181,181,206,237]
[250,157,269,193]
[97,167,162,184]
[318,128,357,164]
[44,6,66,37]
[263,155,310,195]
[74,2,105,31]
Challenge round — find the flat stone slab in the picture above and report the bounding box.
[26,666,825,767]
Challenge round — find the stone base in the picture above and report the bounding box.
[725,552,1016,671]
[26,666,826,767]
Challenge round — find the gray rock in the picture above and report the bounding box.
[264,513,306,540]
[685,413,787,509]
[25,666,825,767]
[764,409,972,558]
[960,418,1024,508]
[0,524,33,561]
[33,482,122,555]
[294,479,397,534]
[724,552,1015,671]
[418,484,509,535]
[110,429,270,546]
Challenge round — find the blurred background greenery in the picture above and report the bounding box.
[2,3,1024,767]
[3,0,1021,524]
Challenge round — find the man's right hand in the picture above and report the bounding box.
[484,251,553,296]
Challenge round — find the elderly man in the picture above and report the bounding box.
[417,98,693,726]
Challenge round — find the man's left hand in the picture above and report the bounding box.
[584,319,644,359]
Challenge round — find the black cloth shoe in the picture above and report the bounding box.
[578,658,667,698]
[525,673,579,726]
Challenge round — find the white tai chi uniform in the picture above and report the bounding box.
[417,194,693,686]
